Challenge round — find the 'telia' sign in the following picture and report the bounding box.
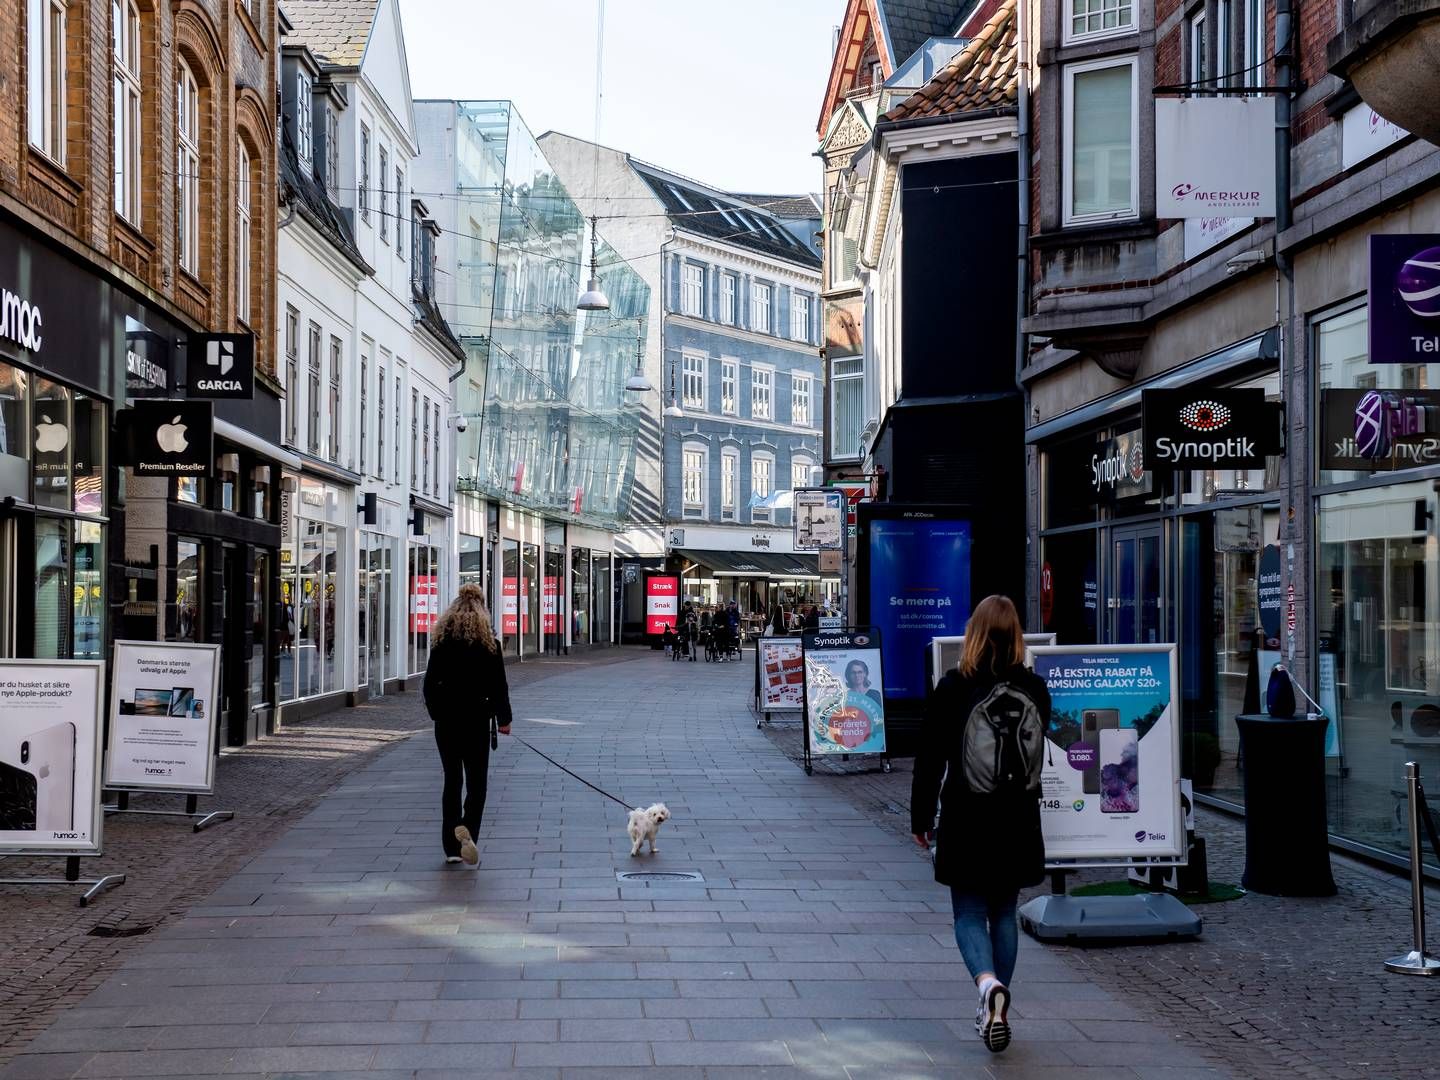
[0,287,43,352]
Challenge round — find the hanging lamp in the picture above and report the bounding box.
[662,359,683,418]
[576,215,611,311]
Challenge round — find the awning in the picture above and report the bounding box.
[756,552,821,580]
[214,418,302,470]
[673,549,824,580]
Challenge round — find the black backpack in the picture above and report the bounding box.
[961,682,1045,795]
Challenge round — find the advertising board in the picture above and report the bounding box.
[1369,235,1440,364]
[502,577,529,635]
[803,627,887,756]
[0,660,105,855]
[410,575,439,633]
[542,576,559,634]
[104,642,220,794]
[1028,645,1184,863]
[929,633,1056,688]
[645,575,679,636]
[756,637,805,712]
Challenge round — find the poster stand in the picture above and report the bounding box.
[0,856,126,907]
[754,637,805,729]
[800,627,891,777]
[102,789,233,833]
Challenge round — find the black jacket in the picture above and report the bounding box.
[423,635,513,728]
[910,663,1051,892]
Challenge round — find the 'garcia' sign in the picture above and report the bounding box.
[1142,388,1281,468]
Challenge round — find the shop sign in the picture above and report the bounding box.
[124,317,171,397]
[1089,429,1149,500]
[0,659,105,856]
[1286,583,1296,633]
[644,575,679,636]
[1155,98,1276,218]
[1257,545,1282,641]
[802,627,887,755]
[1368,235,1440,364]
[120,400,213,476]
[793,489,844,551]
[831,482,869,526]
[1341,104,1409,171]
[1320,388,1440,470]
[1142,388,1279,468]
[0,285,43,353]
[104,641,220,794]
[183,333,254,399]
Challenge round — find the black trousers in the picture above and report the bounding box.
[434,722,490,857]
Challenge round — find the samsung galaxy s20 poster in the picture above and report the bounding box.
[1026,645,1182,862]
[105,642,221,793]
[0,660,105,855]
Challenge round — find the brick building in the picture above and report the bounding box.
[0,0,286,743]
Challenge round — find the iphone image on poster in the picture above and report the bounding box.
[1099,727,1139,814]
[0,724,77,832]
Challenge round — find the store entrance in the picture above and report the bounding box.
[1109,524,1162,644]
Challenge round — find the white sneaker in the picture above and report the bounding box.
[978,980,1011,1053]
[445,856,462,864]
[453,826,479,866]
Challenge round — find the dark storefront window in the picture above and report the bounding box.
[31,377,70,511]
[459,533,482,590]
[544,522,564,654]
[175,539,202,642]
[522,541,540,657]
[593,555,611,644]
[571,547,591,645]
[251,551,270,707]
[501,537,520,654]
[33,517,70,657]
[73,520,103,659]
[1039,530,1097,644]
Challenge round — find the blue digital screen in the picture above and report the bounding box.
[868,518,972,700]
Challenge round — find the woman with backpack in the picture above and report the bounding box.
[423,584,512,866]
[911,594,1050,1054]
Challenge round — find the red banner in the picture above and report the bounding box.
[501,576,530,634]
[645,575,679,636]
[542,575,559,633]
[410,575,439,632]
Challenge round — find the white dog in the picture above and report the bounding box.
[627,803,671,856]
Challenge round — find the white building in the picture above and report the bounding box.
[276,0,464,716]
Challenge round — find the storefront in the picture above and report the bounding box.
[279,471,355,712]
[408,496,451,678]
[665,524,834,627]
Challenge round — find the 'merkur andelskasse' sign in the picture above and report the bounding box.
[1141,388,1281,469]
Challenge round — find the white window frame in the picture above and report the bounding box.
[751,365,773,421]
[112,0,142,223]
[681,264,704,317]
[720,273,736,325]
[791,293,810,343]
[751,281,772,333]
[328,335,343,463]
[829,355,864,461]
[28,0,67,165]
[751,453,774,523]
[1063,0,1135,44]
[295,70,313,169]
[1062,55,1139,228]
[284,305,300,446]
[720,359,738,415]
[359,123,371,222]
[1188,10,1207,84]
[359,342,370,473]
[791,373,811,427]
[325,106,339,199]
[378,145,389,243]
[682,353,706,410]
[720,448,738,520]
[682,444,707,518]
[395,166,405,256]
[236,140,252,326]
[376,357,387,480]
[791,457,813,493]
[176,59,201,275]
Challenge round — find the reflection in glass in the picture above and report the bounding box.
[72,395,105,515]
[298,521,323,697]
[31,377,70,510]
[500,538,520,655]
[522,542,539,657]
[357,538,369,688]
[0,360,26,461]
[34,517,70,658]
[175,539,201,642]
[322,524,339,693]
[592,556,611,645]
[252,551,269,705]
[571,547,591,645]
[73,520,104,659]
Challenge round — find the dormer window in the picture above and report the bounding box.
[324,105,339,200]
[411,200,438,298]
[295,70,313,169]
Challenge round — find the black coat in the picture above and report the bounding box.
[910,663,1051,893]
[423,635,513,728]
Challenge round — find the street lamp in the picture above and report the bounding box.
[576,215,611,312]
[624,335,652,393]
[662,359,683,418]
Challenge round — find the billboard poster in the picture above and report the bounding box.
[929,633,1056,689]
[410,575,439,633]
[756,637,805,711]
[793,489,844,550]
[865,513,971,701]
[803,627,887,755]
[1369,235,1440,364]
[542,576,559,633]
[0,660,105,855]
[1029,645,1184,862]
[104,642,220,793]
[645,575,679,636]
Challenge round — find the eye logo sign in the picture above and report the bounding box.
[1143,388,1275,468]
[1178,400,1232,432]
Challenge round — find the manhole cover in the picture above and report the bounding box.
[616,870,704,883]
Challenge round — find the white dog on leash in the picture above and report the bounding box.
[627,803,671,856]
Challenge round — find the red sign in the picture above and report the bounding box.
[410,575,439,632]
[542,575,560,633]
[645,575,679,636]
[502,576,530,635]
[1040,562,1054,628]
[832,482,869,526]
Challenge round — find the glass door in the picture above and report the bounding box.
[0,516,14,657]
[1109,524,1162,645]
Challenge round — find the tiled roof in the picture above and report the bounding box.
[883,0,1016,121]
[633,166,821,268]
[733,194,823,219]
[282,0,378,67]
[279,125,371,275]
[880,0,974,66]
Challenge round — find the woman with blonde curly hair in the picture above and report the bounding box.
[422,584,512,866]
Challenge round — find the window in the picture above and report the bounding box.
[306,323,321,453]
[295,70,313,168]
[792,374,811,426]
[752,455,773,521]
[112,0,141,222]
[720,274,736,324]
[1063,57,1138,226]
[830,356,864,459]
[1189,11,1208,84]
[791,293,811,342]
[28,0,67,164]
[682,354,705,409]
[721,450,738,519]
[328,336,342,462]
[236,141,252,326]
[359,124,371,222]
[379,146,389,242]
[720,359,737,415]
[1216,0,1265,90]
[682,446,705,518]
[1067,0,1134,41]
[325,106,339,199]
[395,167,405,255]
[284,306,299,444]
[410,387,418,488]
[359,346,369,473]
[792,458,813,492]
[376,361,386,479]
[751,282,772,333]
[421,395,431,494]
[682,264,704,316]
[176,60,200,274]
[394,374,402,479]
[752,367,773,420]
[432,401,441,496]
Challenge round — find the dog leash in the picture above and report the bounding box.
[507,733,632,810]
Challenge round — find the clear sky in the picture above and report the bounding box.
[399,0,840,195]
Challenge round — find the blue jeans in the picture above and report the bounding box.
[950,888,1019,986]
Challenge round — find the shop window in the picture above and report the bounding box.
[0,361,27,466]
[218,453,238,512]
[250,550,269,707]
[252,464,271,520]
[177,476,201,504]
[73,519,104,659]
[31,377,70,510]
[296,520,323,696]
[33,517,70,658]
[571,546,591,645]
[174,538,201,642]
[322,524,339,695]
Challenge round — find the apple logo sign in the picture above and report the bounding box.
[34,414,68,454]
[156,415,189,455]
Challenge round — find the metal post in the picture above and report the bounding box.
[1385,762,1440,975]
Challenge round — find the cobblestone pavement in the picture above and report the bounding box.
[0,652,630,1069]
[760,710,1440,1079]
[2,649,1224,1079]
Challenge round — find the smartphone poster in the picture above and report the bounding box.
[105,641,220,794]
[930,633,1056,689]
[0,659,104,855]
[1028,645,1183,862]
[802,627,887,756]
[756,637,805,712]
